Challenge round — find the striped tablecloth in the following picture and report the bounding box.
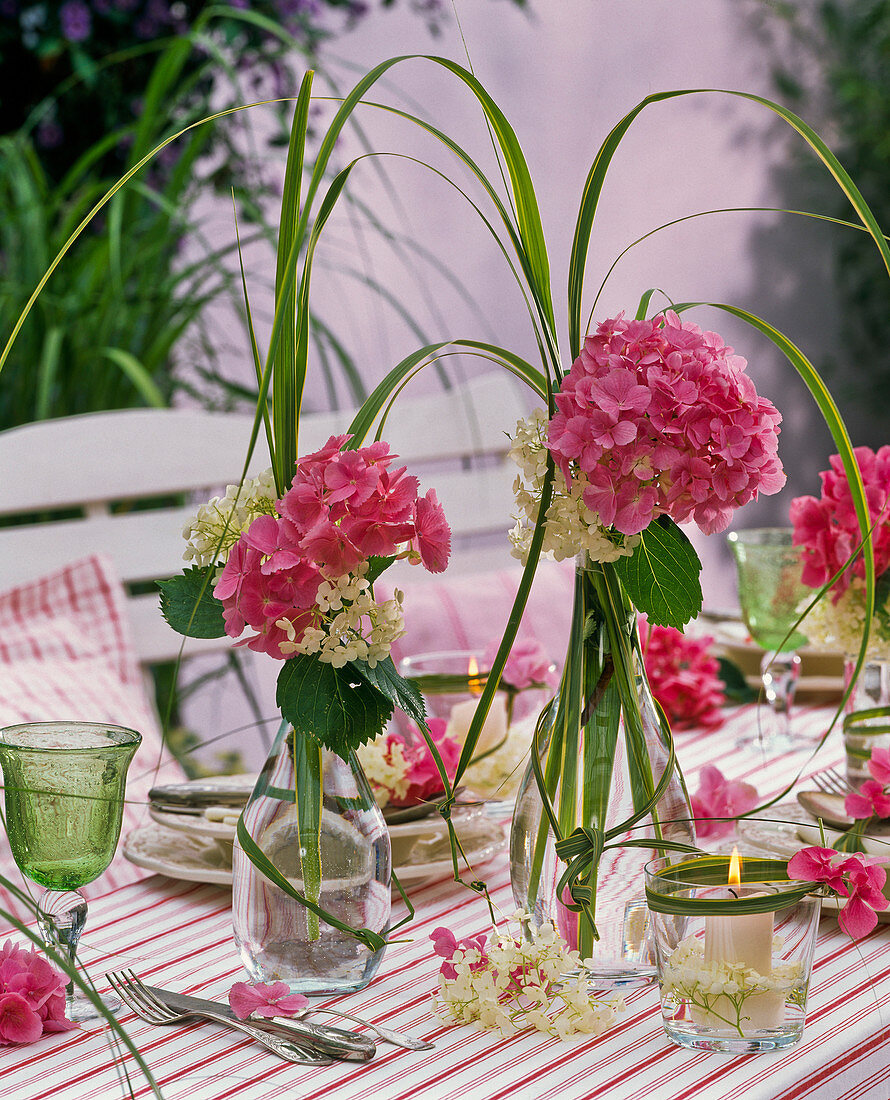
[4,706,890,1100]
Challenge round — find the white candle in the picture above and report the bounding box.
[446,695,508,757]
[694,887,784,1030]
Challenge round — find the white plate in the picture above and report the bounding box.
[123,814,504,890]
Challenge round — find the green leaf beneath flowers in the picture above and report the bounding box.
[349,656,428,731]
[276,654,393,757]
[613,517,702,629]
[158,567,227,638]
[717,657,757,704]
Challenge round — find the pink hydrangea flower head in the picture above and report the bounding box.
[791,445,890,599]
[413,489,451,573]
[547,312,785,537]
[844,779,890,821]
[639,619,726,730]
[868,747,890,786]
[689,764,758,838]
[0,941,74,1044]
[228,981,309,1020]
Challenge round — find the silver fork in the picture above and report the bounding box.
[812,767,852,796]
[106,970,333,1066]
[294,1007,435,1051]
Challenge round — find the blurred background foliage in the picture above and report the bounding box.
[0,0,525,430]
[744,0,890,440]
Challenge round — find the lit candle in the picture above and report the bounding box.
[695,848,784,1029]
[445,658,509,757]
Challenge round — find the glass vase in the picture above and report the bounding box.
[510,555,695,985]
[232,721,391,996]
[843,657,890,786]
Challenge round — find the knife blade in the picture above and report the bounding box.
[145,985,376,1062]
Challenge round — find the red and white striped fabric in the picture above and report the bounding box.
[3,705,889,1100]
[0,555,185,929]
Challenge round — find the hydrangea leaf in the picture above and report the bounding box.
[875,570,890,639]
[276,654,393,757]
[349,656,428,731]
[158,567,227,638]
[613,517,703,629]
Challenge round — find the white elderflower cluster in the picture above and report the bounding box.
[661,936,803,1017]
[182,468,278,568]
[800,580,890,661]
[508,411,639,565]
[432,913,625,1039]
[356,734,411,806]
[280,570,405,669]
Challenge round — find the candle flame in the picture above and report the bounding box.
[467,656,485,696]
[728,847,742,887]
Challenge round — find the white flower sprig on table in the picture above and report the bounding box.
[430,913,625,1039]
[660,935,805,1036]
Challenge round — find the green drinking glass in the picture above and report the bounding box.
[727,528,809,751]
[0,721,141,1022]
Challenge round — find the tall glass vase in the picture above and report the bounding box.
[232,721,391,996]
[510,555,695,984]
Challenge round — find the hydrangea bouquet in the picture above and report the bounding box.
[3,50,889,1042]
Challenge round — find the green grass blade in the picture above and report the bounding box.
[99,347,168,408]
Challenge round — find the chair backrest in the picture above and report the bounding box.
[0,373,529,665]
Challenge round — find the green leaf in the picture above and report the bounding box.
[158,567,226,638]
[717,657,758,704]
[276,655,392,756]
[349,656,428,730]
[875,570,890,639]
[613,517,703,629]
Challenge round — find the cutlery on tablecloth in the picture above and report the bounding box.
[293,1006,435,1050]
[138,981,377,1062]
[106,971,335,1066]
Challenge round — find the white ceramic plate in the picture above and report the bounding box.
[123,812,505,890]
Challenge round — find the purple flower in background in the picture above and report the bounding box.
[59,0,92,42]
[35,117,64,150]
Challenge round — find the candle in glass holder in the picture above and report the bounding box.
[695,849,784,1030]
[446,695,508,757]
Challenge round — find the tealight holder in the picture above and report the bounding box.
[645,853,821,1054]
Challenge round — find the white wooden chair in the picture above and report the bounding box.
[0,372,530,669]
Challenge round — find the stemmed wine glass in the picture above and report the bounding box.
[727,528,809,752]
[0,721,141,1022]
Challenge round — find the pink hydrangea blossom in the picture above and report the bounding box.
[639,619,726,730]
[868,747,890,786]
[788,847,889,938]
[372,718,461,808]
[228,981,309,1020]
[430,927,488,980]
[214,436,451,659]
[482,635,558,692]
[546,312,785,537]
[790,446,890,600]
[845,779,890,821]
[689,764,758,838]
[0,940,75,1044]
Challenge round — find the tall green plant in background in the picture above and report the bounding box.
[744,0,890,427]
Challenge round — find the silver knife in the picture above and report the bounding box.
[145,985,376,1062]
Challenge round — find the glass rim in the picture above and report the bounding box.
[0,721,143,752]
[726,526,796,547]
[644,852,808,893]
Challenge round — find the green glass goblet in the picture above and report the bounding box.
[0,721,141,1023]
[727,528,809,752]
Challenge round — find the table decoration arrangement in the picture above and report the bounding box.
[3,47,890,1082]
[645,851,822,1053]
[792,446,890,785]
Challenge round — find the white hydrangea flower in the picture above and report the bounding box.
[182,467,278,567]
[431,914,625,1039]
[508,412,639,565]
[800,578,890,660]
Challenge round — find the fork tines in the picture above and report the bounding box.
[811,767,852,797]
